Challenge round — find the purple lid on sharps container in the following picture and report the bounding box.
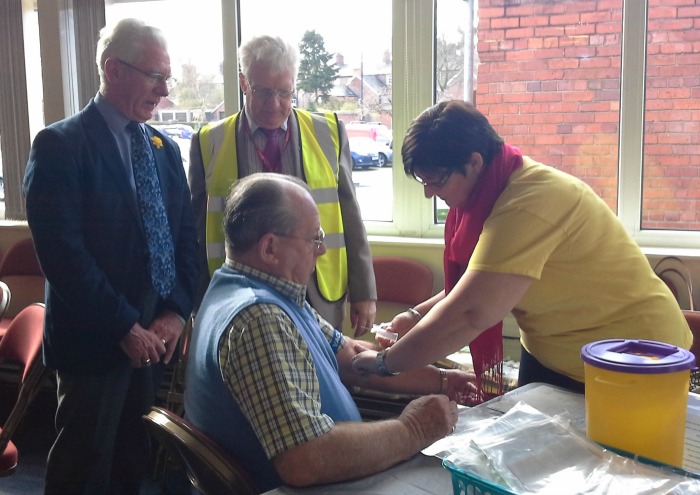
[581,339,695,374]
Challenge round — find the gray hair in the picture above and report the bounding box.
[239,35,299,80]
[224,173,309,254]
[95,18,168,89]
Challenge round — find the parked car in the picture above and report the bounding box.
[153,124,195,140]
[349,137,380,169]
[376,138,393,167]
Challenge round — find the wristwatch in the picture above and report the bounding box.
[376,349,399,376]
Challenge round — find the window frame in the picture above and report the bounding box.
[5,0,698,252]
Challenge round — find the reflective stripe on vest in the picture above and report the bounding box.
[201,109,348,302]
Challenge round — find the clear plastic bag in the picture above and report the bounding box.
[448,401,700,494]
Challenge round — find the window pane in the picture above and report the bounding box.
[239,0,393,222]
[642,0,700,231]
[105,0,224,171]
[435,0,623,223]
[435,0,473,222]
[0,1,42,220]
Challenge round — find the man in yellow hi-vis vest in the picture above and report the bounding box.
[188,35,376,335]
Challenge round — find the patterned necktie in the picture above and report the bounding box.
[260,127,282,173]
[128,121,175,298]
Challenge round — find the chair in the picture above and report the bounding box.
[683,310,700,390]
[685,311,700,361]
[654,256,694,311]
[153,317,193,481]
[349,257,435,418]
[0,238,45,340]
[370,256,434,329]
[372,256,434,307]
[143,407,258,495]
[164,316,193,415]
[0,282,11,321]
[0,303,47,476]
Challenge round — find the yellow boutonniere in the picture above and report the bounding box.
[151,136,163,149]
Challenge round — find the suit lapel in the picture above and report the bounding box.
[82,103,142,224]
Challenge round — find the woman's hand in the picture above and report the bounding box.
[374,310,420,348]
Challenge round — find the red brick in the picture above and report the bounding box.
[581,11,615,23]
[565,24,597,36]
[491,17,521,29]
[678,6,700,18]
[649,7,679,19]
[550,14,582,26]
[506,4,536,17]
[596,22,622,34]
[535,26,567,37]
[505,27,536,39]
[479,7,506,19]
[520,16,551,28]
[649,18,694,31]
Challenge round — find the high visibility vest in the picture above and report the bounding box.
[198,109,348,302]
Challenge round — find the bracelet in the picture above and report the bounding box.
[376,349,399,376]
[438,368,448,395]
[407,307,422,322]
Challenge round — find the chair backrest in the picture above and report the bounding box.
[0,238,45,319]
[0,238,43,278]
[0,303,45,382]
[165,316,194,413]
[0,303,47,460]
[143,407,258,495]
[373,256,434,306]
[683,311,700,363]
[0,281,11,320]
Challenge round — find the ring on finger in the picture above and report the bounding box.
[161,339,167,345]
[143,358,151,366]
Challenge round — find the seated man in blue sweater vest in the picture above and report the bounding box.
[184,173,477,492]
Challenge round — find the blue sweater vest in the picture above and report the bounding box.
[184,265,361,491]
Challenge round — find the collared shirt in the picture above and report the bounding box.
[238,108,301,178]
[218,259,343,458]
[93,92,137,192]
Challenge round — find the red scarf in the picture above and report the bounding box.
[444,143,523,401]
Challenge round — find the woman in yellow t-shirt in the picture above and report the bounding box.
[352,100,691,394]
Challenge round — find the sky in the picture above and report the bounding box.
[107,0,394,77]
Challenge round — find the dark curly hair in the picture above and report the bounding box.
[402,100,504,181]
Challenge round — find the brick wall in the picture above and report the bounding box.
[475,0,700,229]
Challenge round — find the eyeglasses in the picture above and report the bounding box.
[414,170,453,189]
[274,227,325,251]
[248,83,295,101]
[118,59,177,90]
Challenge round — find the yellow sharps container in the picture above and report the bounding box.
[581,339,695,468]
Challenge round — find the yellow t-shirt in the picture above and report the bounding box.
[469,157,692,381]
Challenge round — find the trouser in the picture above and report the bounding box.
[518,345,585,394]
[44,362,163,495]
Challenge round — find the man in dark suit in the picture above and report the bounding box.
[23,18,198,495]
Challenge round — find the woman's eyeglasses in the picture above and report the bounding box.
[414,170,453,189]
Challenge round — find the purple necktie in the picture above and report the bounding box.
[260,128,282,173]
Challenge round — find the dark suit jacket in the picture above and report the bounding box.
[23,99,199,374]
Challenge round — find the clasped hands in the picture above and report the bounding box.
[119,310,183,368]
